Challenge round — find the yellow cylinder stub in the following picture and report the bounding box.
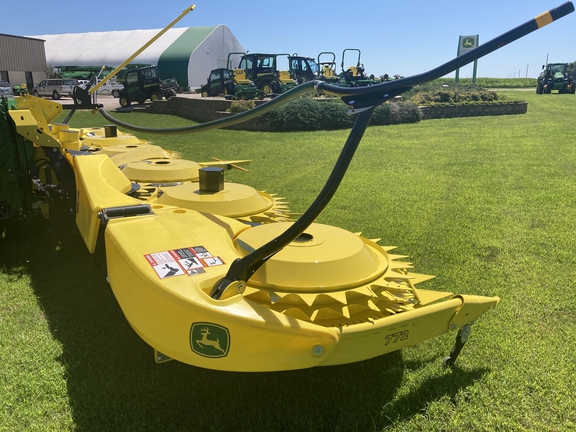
[59,129,81,150]
[59,129,79,141]
[51,123,70,135]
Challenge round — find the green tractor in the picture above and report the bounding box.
[118,65,179,107]
[536,63,575,94]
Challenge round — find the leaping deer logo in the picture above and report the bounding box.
[190,323,230,358]
[196,327,226,354]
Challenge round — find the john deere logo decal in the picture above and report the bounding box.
[462,37,475,48]
[190,322,230,358]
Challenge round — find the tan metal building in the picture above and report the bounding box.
[0,34,47,90]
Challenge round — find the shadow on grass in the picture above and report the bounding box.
[2,225,487,431]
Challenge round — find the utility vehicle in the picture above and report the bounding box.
[118,65,179,107]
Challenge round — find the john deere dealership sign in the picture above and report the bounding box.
[458,35,479,56]
[455,34,479,83]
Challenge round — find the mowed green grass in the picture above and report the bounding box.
[1,91,576,431]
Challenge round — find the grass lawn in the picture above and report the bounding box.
[1,91,576,431]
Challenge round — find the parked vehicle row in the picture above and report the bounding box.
[32,78,79,100]
[200,49,381,101]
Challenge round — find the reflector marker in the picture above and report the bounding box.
[535,11,554,27]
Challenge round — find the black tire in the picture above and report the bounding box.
[111,89,120,98]
[571,84,576,94]
[270,81,279,94]
[119,95,130,107]
[150,91,163,102]
[536,83,544,94]
[52,90,60,100]
[33,90,39,97]
[168,89,177,97]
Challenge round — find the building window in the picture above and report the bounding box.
[0,71,9,82]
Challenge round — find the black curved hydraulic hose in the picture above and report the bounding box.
[94,2,574,299]
[98,81,319,135]
[210,105,376,299]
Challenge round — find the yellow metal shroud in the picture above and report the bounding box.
[12,94,499,371]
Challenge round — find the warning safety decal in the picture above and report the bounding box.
[145,246,225,279]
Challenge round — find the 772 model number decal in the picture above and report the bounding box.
[384,330,409,345]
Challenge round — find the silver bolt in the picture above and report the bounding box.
[312,345,324,357]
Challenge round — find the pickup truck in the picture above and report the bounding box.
[32,78,78,100]
[93,80,125,97]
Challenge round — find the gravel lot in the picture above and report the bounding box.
[53,93,201,111]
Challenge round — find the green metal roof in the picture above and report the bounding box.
[158,26,217,88]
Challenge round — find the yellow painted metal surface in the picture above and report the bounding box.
[74,154,141,253]
[236,222,388,291]
[60,124,501,369]
[103,206,499,370]
[14,95,63,125]
[9,97,500,371]
[9,109,62,148]
[121,159,201,182]
[154,182,274,217]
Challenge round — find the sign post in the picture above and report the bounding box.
[455,35,479,84]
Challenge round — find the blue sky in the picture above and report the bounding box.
[6,0,576,78]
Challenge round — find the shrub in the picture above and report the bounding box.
[261,97,420,131]
[403,83,514,106]
[428,77,537,88]
[228,99,255,113]
[403,82,528,106]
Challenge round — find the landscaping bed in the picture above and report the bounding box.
[147,84,528,130]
